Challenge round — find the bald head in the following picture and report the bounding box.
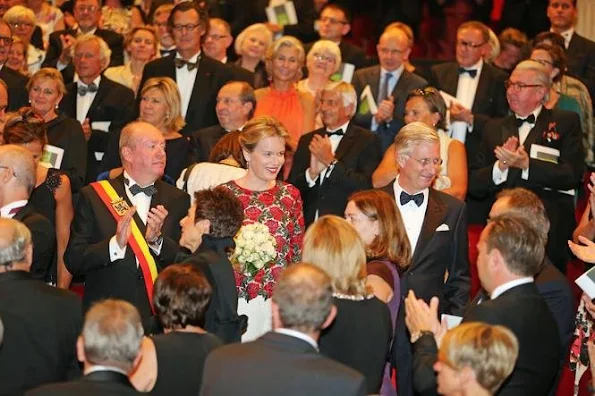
[0,145,36,200]
[377,28,411,72]
[119,121,166,185]
[0,218,32,271]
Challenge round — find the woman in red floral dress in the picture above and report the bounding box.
[221,116,305,341]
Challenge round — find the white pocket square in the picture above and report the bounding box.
[436,224,450,232]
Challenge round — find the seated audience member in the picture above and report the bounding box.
[431,323,518,396]
[26,299,142,395]
[353,27,427,152]
[204,18,233,63]
[130,264,223,394]
[26,0,65,45]
[0,144,55,281]
[3,111,73,286]
[345,189,410,395]
[152,4,175,58]
[483,27,500,65]
[178,131,247,203]
[192,81,255,163]
[405,214,560,395]
[260,0,323,44]
[0,217,81,395]
[200,263,367,396]
[288,81,382,226]
[373,87,468,201]
[28,67,86,194]
[6,37,28,76]
[0,21,30,111]
[104,26,158,95]
[303,215,392,394]
[383,22,417,75]
[493,28,528,73]
[3,6,45,74]
[234,23,273,89]
[65,122,190,327]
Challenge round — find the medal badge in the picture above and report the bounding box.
[111,197,130,216]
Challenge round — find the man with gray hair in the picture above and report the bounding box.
[289,81,382,226]
[469,59,584,274]
[0,217,82,395]
[27,299,142,395]
[200,263,366,395]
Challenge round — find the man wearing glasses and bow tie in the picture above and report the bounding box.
[469,60,584,274]
[289,81,382,226]
[66,121,189,331]
[138,1,234,137]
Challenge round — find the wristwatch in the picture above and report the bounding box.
[410,330,434,343]
[148,233,163,246]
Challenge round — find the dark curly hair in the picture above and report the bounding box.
[193,186,244,238]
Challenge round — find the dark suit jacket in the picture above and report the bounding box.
[13,203,56,282]
[192,124,227,162]
[46,114,87,193]
[138,54,235,136]
[25,370,140,396]
[469,108,584,270]
[0,271,82,395]
[0,66,29,111]
[352,66,428,151]
[566,32,595,106]
[288,123,382,226]
[64,174,190,319]
[200,332,366,396]
[59,76,136,184]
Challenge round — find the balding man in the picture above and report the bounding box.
[0,218,81,394]
[353,28,427,151]
[203,18,233,63]
[66,122,190,327]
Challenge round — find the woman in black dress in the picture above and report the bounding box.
[130,264,223,394]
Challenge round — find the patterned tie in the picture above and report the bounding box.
[174,58,199,71]
[400,191,424,206]
[77,82,98,96]
[129,184,157,197]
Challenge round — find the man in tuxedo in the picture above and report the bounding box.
[0,218,81,395]
[288,81,382,226]
[192,81,255,162]
[153,4,176,58]
[0,145,55,281]
[59,34,136,184]
[468,60,584,273]
[43,0,124,82]
[407,214,560,396]
[378,122,469,396]
[353,28,427,151]
[547,0,595,106]
[65,122,190,326]
[26,299,142,396]
[0,20,29,111]
[200,262,366,396]
[139,1,235,137]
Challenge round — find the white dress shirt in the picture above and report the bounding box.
[452,59,484,142]
[76,75,101,124]
[551,27,574,49]
[0,200,28,218]
[275,328,319,350]
[175,51,200,118]
[393,177,429,252]
[490,277,534,300]
[371,65,403,131]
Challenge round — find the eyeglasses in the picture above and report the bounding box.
[0,165,16,178]
[457,40,485,50]
[413,157,443,166]
[313,53,335,63]
[74,5,99,13]
[0,35,13,45]
[319,16,347,25]
[205,34,229,41]
[530,58,554,67]
[378,47,405,56]
[172,23,200,33]
[504,80,544,92]
[11,22,33,29]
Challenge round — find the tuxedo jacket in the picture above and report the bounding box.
[288,123,382,226]
[200,332,366,396]
[59,76,136,184]
[566,32,595,104]
[65,174,190,318]
[138,54,235,136]
[0,271,82,395]
[0,66,29,111]
[192,124,227,162]
[25,370,140,396]
[352,66,428,151]
[13,203,56,282]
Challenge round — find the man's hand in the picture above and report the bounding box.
[116,207,136,249]
[404,290,441,335]
[82,118,91,141]
[569,235,595,264]
[309,134,334,166]
[146,205,168,243]
[450,102,473,124]
[374,96,395,123]
[58,34,76,64]
[308,152,326,180]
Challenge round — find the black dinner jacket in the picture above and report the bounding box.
[566,32,595,105]
[64,174,190,317]
[0,65,29,111]
[200,332,366,396]
[288,123,382,226]
[13,202,56,282]
[59,76,136,184]
[0,271,82,395]
[352,65,428,150]
[25,370,140,396]
[192,124,228,163]
[138,53,235,137]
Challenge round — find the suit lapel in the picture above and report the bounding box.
[411,190,447,265]
[472,66,490,112]
[522,108,549,151]
[501,115,517,143]
[186,56,213,125]
[61,83,78,117]
[86,77,110,119]
[370,66,381,101]
[334,124,357,161]
[442,63,459,96]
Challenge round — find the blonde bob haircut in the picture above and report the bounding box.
[139,77,186,132]
[306,39,341,73]
[265,35,305,83]
[27,67,67,95]
[239,115,289,153]
[234,23,273,59]
[439,322,519,394]
[4,5,35,25]
[303,215,368,296]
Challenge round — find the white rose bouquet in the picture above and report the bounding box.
[231,222,277,277]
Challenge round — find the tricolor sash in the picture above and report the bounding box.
[90,180,158,313]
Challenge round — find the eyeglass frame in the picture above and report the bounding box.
[412,157,443,167]
[457,39,486,50]
[204,33,230,41]
[504,80,544,92]
[172,23,201,33]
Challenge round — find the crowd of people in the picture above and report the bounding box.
[0,0,594,395]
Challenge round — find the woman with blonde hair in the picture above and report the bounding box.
[6,37,29,76]
[4,6,45,74]
[303,215,392,395]
[234,23,273,88]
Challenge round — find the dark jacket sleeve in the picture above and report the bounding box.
[443,202,471,316]
[412,333,439,395]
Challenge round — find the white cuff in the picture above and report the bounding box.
[305,168,318,187]
[492,162,509,185]
[109,235,127,261]
[521,166,529,180]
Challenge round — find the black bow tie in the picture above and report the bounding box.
[174,58,199,71]
[129,184,157,197]
[400,191,424,206]
[515,114,536,127]
[458,68,477,78]
[78,82,98,96]
[326,129,344,137]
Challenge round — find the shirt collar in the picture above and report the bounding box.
[394,174,430,198]
[176,51,201,63]
[460,58,484,73]
[490,277,534,300]
[381,64,404,81]
[123,170,154,189]
[78,26,98,36]
[325,120,350,134]
[515,105,542,124]
[551,27,574,46]
[0,200,28,218]
[85,365,128,376]
[275,328,318,351]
